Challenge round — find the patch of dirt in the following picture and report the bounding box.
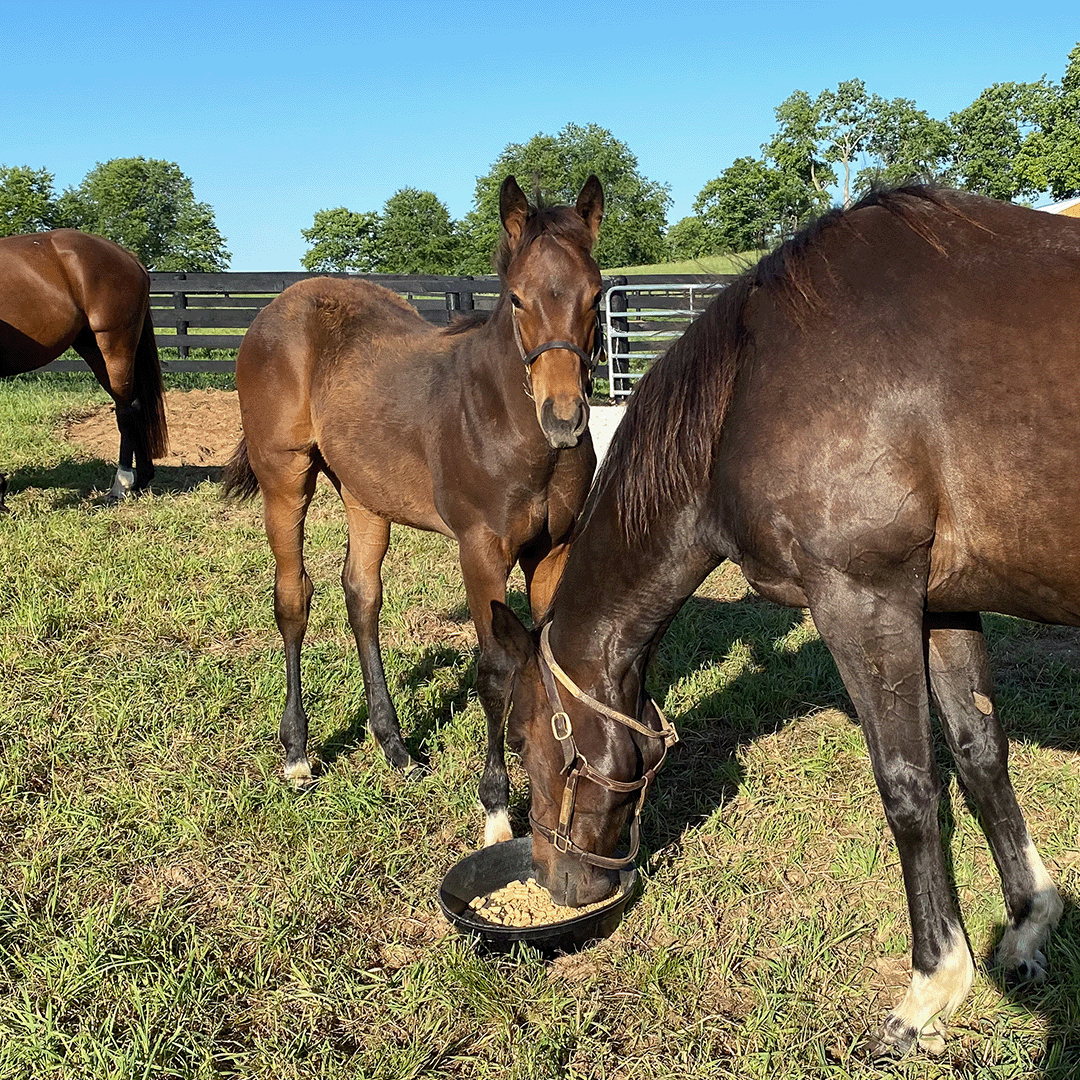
[67,388,242,467]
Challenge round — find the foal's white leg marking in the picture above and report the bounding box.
[483,809,512,847]
[108,465,137,500]
[888,927,975,1054]
[995,838,1063,981]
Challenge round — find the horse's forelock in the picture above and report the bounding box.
[495,204,596,278]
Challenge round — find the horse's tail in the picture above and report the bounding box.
[135,309,169,458]
[222,436,260,500]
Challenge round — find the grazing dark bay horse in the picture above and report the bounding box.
[224,175,604,844]
[491,186,1077,1055]
[0,229,167,501]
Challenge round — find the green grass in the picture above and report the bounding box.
[0,373,1078,1078]
[602,253,764,278]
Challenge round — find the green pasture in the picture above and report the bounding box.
[1,374,1078,1079]
[602,253,763,278]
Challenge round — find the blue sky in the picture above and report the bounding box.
[2,0,1077,269]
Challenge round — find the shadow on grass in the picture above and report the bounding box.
[3,456,222,502]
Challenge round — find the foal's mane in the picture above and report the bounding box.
[599,185,966,542]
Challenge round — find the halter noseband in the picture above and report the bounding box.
[512,310,605,395]
[529,624,679,870]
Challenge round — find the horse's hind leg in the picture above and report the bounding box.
[926,612,1062,981]
[339,494,416,771]
[808,573,974,1057]
[73,326,149,499]
[261,455,319,783]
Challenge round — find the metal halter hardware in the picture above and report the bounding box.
[530,623,679,870]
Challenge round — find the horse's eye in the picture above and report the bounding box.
[510,293,524,310]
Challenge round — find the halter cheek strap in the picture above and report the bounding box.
[531,624,679,870]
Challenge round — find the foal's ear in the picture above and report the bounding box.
[490,600,536,667]
[575,175,604,245]
[499,175,529,247]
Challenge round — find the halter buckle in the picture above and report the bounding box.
[551,711,573,741]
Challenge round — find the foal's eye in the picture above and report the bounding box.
[510,293,524,310]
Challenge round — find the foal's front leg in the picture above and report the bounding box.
[459,530,515,846]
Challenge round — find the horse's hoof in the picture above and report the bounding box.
[483,810,513,847]
[858,1015,946,1060]
[403,758,429,780]
[284,758,316,788]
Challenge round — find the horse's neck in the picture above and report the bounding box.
[549,488,718,701]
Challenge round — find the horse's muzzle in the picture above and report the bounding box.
[540,397,588,449]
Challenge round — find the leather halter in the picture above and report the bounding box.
[529,624,679,870]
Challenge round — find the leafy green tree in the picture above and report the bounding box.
[60,157,230,271]
[0,165,62,235]
[949,80,1052,201]
[693,157,808,253]
[766,81,953,210]
[764,89,837,215]
[665,215,712,260]
[301,207,380,272]
[376,188,458,273]
[858,97,954,191]
[459,123,670,271]
[1016,42,1080,200]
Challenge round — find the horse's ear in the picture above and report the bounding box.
[576,175,604,245]
[500,176,529,247]
[490,600,535,667]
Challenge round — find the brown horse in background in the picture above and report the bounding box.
[492,187,1079,1055]
[0,229,168,502]
[224,175,604,845]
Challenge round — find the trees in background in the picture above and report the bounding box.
[302,188,459,274]
[6,42,1078,274]
[0,157,229,271]
[0,166,62,235]
[458,123,671,271]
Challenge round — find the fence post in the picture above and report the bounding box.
[609,276,629,399]
[172,275,189,359]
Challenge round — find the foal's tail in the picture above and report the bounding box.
[135,311,169,459]
[222,437,260,499]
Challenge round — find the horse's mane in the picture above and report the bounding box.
[599,184,967,543]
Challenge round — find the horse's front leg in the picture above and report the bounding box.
[926,612,1062,980]
[808,570,975,1057]
[459,529,515,846]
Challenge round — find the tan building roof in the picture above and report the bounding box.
[1036,196,1080,217]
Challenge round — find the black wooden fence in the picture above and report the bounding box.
[43,272,738,382]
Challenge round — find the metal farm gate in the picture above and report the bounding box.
[602,279,732,399]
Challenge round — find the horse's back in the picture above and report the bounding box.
[0,229,149,373]
[235,277,441,482]
[718,189,1080,622]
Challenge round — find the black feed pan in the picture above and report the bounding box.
[438,837,638,954]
